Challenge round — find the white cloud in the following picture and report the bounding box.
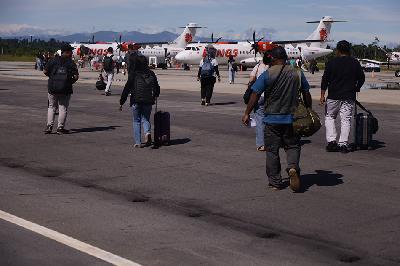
[0,24,70,36]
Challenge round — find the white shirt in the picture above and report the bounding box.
[250,62,269,105]
[250,62,269,79]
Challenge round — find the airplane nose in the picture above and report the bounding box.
[175,52,185,62]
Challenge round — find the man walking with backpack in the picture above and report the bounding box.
[44,44,79,135]
[102,47,115,96]
[242,47,313,192]
[197,45,221,106]
[321,40,365,153]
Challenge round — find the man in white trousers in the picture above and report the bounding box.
[320,40,365,153]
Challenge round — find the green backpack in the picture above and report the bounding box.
[292,72,321,137]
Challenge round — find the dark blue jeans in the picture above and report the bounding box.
[132,104,152,145]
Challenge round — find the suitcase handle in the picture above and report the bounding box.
[355,100,373,116]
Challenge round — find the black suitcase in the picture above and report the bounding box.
[354,101,379,150]
[153,99,170,147]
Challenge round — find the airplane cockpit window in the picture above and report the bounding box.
[192,47,196,51]
[185,47,191,50]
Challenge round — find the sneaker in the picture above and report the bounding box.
[205,102,210,106]
[56,127,70,135]
[339,145,351,154]
[201,99,206,106]
[268,184,285,191]
[44,125,53,134]
[326,141,339,152]
[105,92,111,96]
[133,144,141,148]
[288,168,301,192]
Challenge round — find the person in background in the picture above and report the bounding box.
[242,46,313,192]
[44,44,79,135]
[120,55,160,148]
[249,52,271,151]
[38,52,45,71]
[197,45,221,106]
[124,44,139,75]
[88,52,94,70]
[101,47,115,96]
[309,59,318,75]
[228,55,237,84]
[321,40,365,153]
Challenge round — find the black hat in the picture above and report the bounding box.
[270,46,288,60]
[61,43,74,53]
[336,40,351,54]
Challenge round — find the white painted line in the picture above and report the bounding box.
[0,209,141,266]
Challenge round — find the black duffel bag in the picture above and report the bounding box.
[96,74,106,91]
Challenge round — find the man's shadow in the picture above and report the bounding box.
[299,170,344,193]
[69,126,120,134]
[210,102,237,106]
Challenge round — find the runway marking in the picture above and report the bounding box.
[0,209,141,266]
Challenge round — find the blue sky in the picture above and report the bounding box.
[0,0,399,46]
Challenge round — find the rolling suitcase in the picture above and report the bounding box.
[153,99,170,147]
[354,100,379,150]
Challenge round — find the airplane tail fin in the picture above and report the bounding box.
[306,16,346,48]
[174,23,203,48]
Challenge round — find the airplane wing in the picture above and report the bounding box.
[360,59,385,65]
[134,42,172,46]
[272,40,325,45]
[197,41,239,44]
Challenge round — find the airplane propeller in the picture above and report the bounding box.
[247,31,264,58]
[211,33,222,44]
[79,45,90,56]
[115,34,123,56]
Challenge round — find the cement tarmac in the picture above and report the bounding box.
[0,62,399,265]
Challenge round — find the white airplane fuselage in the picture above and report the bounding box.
[175,43,332,66]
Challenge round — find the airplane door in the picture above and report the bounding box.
[149,56,157,66]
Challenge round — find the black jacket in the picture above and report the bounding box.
[120,70,160,106]
[45,57,78,95]
[321,56,365,100]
